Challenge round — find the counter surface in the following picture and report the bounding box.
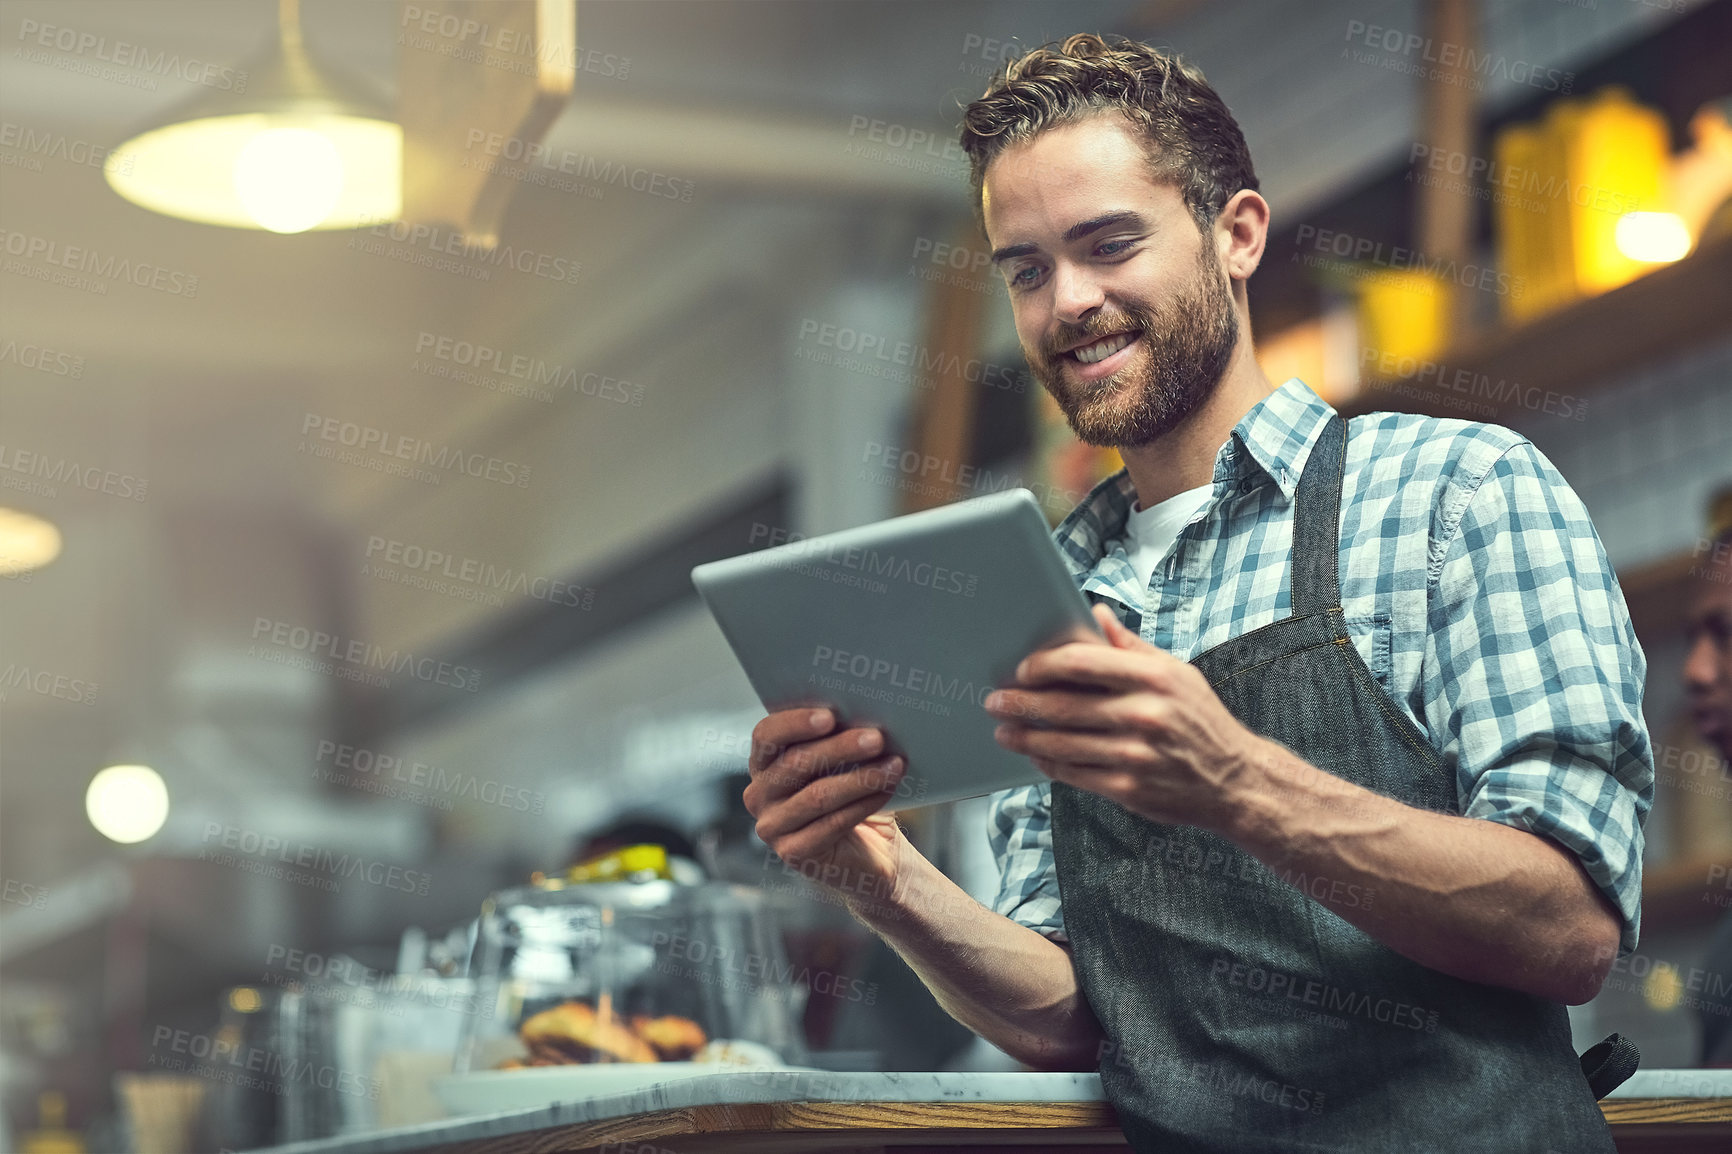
[248,1068,1732,1154]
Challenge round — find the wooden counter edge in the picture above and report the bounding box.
[1601,1096,1732,1125]
[419,1100,1116,1154]
[398,1098,1732,1154]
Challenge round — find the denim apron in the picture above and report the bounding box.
[1050,415,1617,1152]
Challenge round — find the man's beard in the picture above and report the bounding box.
[1027,242,1239,449]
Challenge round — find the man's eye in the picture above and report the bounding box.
[1010,266,1042,287]
[1096,239,1135,257]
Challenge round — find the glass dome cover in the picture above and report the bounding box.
[458,874,808,1073]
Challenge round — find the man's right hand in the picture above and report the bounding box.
[741,708,1102,1071]
[742,707,909,909]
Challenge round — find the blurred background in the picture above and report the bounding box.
[2,0,1729,1149]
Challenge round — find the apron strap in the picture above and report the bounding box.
[1289,413,1347,616]
[1579,1032,1640,1099]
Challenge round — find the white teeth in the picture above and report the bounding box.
[1071,332,1136,364]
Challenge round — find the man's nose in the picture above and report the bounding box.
[1683,633,1719,689]
[1051,262,1106,325]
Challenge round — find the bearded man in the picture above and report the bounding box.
[744,34,1651,1152]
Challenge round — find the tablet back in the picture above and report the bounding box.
[691,488,1097,811]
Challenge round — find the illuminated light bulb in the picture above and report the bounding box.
[106,114,400,232]
[229,988,263,1013]
[0,507,61,575]
[85,764,170,844]
[1614,212,1692,264]
[234,126,345,233]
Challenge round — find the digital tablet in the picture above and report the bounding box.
[691,488,1100,811]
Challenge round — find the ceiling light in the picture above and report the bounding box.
[104,0,400,233]
[0,507,62,576]
[86,765,170,845]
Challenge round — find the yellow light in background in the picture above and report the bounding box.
[1615,211,1692,264]
[1642,963,1684,1012]
[228,988,263,1014]
[105,114,400,233]
[85,765,170,845]
[1559,88,1671,296]
[1355,269,1453,369]
[0,507,61,575]
[1494,121,1574,323]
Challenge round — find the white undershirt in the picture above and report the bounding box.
[1120,482,1214,598]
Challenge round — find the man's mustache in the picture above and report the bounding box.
[1040,312,1151,359]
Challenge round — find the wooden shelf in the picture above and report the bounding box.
[1341,233,1732,423]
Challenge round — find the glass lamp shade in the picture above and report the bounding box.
[106,112,400,232]
[103,21,400,233]
[0,507,61,575]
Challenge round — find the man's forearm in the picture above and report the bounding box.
[843,852,1103,1070]
[1222,738,1622,1004]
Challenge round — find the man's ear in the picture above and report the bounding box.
[1218,188,1269,283]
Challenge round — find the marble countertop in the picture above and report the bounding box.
[244,1067,1732,1154]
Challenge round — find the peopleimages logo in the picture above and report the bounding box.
[364,534,595,609]
[198,822,432,897]
[0,121,130,174]
[857,440,1082,515]
[1291,223,1523,299]
[1407,143,1639,218]
[1341,20,1573,93]
[298,412,533,488]
[797,318,1023,393]
[807,644,996,720]
[1,878,49,909]
[748,521,979,598]
[413,332,643,405]
[462,131,695,203]
[398,5,631,80]
[249,616,482,692]
[14,19,248,92]
[0,663,98,706]
[313,740,545,815]
[348,217,582,286]
[1210,958,1440,1033]
[0,443,149,502]
[149,1026,379,1100]
[1358,348,1589,422]
[0,228,199,297]
[651,931,879,1005]
[0,335,83,377]
[1099,1040,1327,1115]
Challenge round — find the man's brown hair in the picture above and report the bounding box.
[960,33,1259,235]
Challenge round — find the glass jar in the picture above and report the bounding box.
[457,876,807,1073]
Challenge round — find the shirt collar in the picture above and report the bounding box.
[1049,378,1337,582]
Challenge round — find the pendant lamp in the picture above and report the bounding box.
[104,0,400,233]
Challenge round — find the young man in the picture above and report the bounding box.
[744,34,1651,1151]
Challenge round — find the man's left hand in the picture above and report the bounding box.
[985,603,1268,833]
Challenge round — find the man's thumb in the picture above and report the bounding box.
[1093,603,1141,649]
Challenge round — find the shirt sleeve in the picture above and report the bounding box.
[1422,439,1654,956]
[985,782,1069,942]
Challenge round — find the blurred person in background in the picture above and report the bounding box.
[567,815,704,884]
[743,33,1650,1153]
[1687,496,1732,1066]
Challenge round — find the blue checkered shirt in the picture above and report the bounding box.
[987,378,1653,955]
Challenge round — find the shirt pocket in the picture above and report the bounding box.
[1343,613,1393,695]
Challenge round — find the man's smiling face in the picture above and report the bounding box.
[983,113,1239,448]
